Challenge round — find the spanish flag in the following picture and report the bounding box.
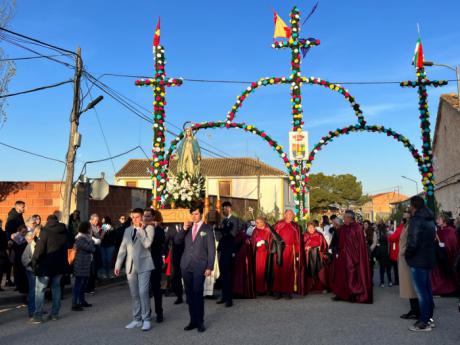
[153,17,160,47]
[273,11,291,39]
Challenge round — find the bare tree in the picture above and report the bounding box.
[0,0,17,124]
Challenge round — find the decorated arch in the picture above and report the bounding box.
[135,6,447,220]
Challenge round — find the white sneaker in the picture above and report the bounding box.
[141,320,151,331]
[125,320,143,329]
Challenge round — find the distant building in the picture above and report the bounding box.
[362,191,409,221]
[115,157,296,216]
[433,93,460,215]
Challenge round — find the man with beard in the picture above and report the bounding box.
[331,210,372,303]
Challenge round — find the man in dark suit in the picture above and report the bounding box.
[175,203,215,333]
[215,201,241,307]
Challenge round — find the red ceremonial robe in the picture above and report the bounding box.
[232,231,255,298]
[331,221,372,303]
[273,221,300,294]
[301,231,329,294]
[250,226,272,294]
[430,225,459,295]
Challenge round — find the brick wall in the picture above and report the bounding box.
[0,181,63,224]
[88,185,152,223]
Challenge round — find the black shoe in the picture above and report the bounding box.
[331,296,341,302]
[71,304,84,311]
[274,293,282,300]
[81,302,92,307]
[156,314,164,323]
[285,294,293,300]
[216,299,225,304]
[184,323,197,331]
[174,298,183,305]
[6,280,15,287]
[400,311,418,320]
[225,302,233,307]
[197,324,206,333]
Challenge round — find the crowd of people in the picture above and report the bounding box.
[0,196,459,333]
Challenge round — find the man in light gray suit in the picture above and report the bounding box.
[115,208,154,331]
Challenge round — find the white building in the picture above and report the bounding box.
[114,157,296,215]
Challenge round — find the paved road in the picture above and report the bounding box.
[0,282,459,345]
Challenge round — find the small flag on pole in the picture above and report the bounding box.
[412,36,424,69]
[153,17,161,47]
[273,11,291,39]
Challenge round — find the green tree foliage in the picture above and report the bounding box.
[309,173,369,212]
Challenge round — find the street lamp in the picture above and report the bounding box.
[424,60,460,110]
[401,175,419,195]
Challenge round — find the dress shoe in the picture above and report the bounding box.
[225,302,233,308]
[331,296,341,302]
[184,323,197,331]
[81,301,92,307]
[125,320,143,329]
[174,298,183,305]
[274,293,282,300]
[216,299,225,304]
[285,294,293,300]
[156,314,164,323]
[141,320,151,331]
[197,324,206,333]
[71,304,84,311]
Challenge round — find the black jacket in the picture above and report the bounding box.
[405,207,436,269]
[151,225,165,270]
[5,208,25,238]
[32,219,70,276]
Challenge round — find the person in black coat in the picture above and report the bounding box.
[405,196,437,332]
[164,223,184,304]
[0,220,9,291]
[5,201,26,239]
[147,209,165,323]
[31,215,70,322]
[175,203,215,333]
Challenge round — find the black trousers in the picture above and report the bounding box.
[182,270,205,326]
[218,251,233,303]
[150,267,163,316]
[171,264,183,298]
[390,260,399,284]
[378,259,392,285]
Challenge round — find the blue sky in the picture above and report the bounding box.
[1,0,459,196]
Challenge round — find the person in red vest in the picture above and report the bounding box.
[430,213,459,296]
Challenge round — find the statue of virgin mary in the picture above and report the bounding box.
[176,126,201,176]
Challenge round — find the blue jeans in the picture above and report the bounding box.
[410,267,434,324]
[26,271,36,317]
[72,276,88,305]
[101,246,114,276]
[34,275,62,318]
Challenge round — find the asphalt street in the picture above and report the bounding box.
[0,281,459,345]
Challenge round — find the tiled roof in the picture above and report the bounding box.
[441,93,459,110]
[115,157,286,178]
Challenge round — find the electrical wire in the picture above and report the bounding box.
[0,141,65,164]
[0,53,73,62]
[0,79,72,98]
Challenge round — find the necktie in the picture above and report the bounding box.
[132,228,137,242]
[192,223,199,241]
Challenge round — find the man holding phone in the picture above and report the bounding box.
[115,208,154,331]
[175,203,215,333]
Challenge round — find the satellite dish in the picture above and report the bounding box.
[90,173,109,200]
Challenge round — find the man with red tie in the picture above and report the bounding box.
[175,203,215,333]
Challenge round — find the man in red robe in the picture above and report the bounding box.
[300,222,329,294]
[331,210,372,303]
[250,217,272,294]
[272,210,300,299]
[431,213,459,295]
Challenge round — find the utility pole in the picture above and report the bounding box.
[62,47,83,224]
[256,158,261,213]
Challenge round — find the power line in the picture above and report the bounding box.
[0,53,73,62]
[0,79,72,98]
[0,141,65,164]
[0,27,77,56]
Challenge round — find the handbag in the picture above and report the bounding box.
[67,247,76,265]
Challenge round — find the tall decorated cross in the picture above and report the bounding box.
[400,37,447,211]
[272,6,320,219]
[135,18,183,208]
